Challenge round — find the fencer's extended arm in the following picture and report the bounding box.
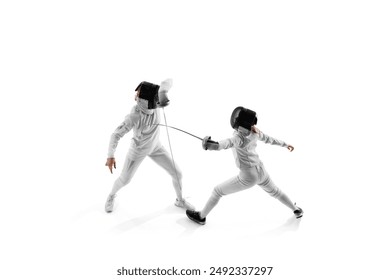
[107,113,136,158]
[210,134,243,150]
[258,131,288,148]
[157,78,172,108]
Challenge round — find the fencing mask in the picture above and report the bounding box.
[230,106,258,131]
[135,81,160,109]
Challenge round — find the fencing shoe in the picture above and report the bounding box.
[105,193,116,213]
[186,210,206,225]
[175,198,195,211]
[293,205,304,219]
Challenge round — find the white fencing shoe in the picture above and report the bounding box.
[105,193,116,213]
[174,198,195,211]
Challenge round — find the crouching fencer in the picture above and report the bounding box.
[104,79,194,213]
[186,106,303,225]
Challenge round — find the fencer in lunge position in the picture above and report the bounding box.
[105,79,194,213]
[186,106,303,225]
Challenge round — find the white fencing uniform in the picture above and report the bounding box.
[107,100,183,200]
[200,130,297,218]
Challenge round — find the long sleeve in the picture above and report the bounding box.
[107,114,136,158]
[258,131,288,148]
[218,133,244,150]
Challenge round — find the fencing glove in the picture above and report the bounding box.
[202,136,219,150]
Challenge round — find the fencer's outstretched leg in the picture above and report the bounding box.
[200,189,222,219]
[185,190,221,225]
[257,166,303,218]
[105,155,144,213]
[276,192,303,218]
[149,146,195,210]
[190,170,258,224]
[276,192,296,211]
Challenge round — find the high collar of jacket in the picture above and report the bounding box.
[237,126,251,137]
[136,98,154,115]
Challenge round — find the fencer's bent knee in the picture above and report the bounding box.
[212,187,224,198]
[118,174,131,186]
[260,178,281,198]
[268,187,281,198]
[164,162,182,181]
[174,168,183,181]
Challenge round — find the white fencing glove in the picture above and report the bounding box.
[157,78,172,107]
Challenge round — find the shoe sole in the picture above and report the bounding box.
[294,210,303,219]
[293,206,303,219]
[186,213,206,225]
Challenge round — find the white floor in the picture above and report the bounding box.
[3,140,388,279]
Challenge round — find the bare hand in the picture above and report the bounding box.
[287,145,294,152]
[105,158,116,174]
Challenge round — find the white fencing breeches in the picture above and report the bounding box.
[200,164,295,218]
[110,145,183,200]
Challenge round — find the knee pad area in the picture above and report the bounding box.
[264,184,281,198]
[212,187,224,198]
[174,169,183,181]
[118,174,131,186]
[270,188,282,198]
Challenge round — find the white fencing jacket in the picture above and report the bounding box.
[218,130,288,169]
[107,102,161,159]
[107,79,173,159]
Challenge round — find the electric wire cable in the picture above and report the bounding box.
[161,108,183,193]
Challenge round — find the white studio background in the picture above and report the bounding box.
[1,0,389,279]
